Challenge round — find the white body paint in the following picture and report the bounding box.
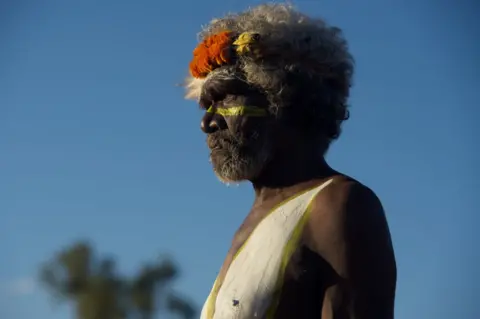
[200,179,333,319]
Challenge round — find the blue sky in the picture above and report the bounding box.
[1,0,478,318]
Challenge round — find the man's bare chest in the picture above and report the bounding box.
[213,222,330,319]
[214,205,320,296]
[214,208,271,289]
[200,178,336,319]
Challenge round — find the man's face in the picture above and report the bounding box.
[199,78,275,183]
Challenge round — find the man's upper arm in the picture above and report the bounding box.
[309,180,397,319]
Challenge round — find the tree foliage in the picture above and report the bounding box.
[39,241,196,319]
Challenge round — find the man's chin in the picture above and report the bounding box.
[214,171,245,184]
[210,154,260,184]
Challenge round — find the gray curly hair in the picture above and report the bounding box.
[185,3,354,147]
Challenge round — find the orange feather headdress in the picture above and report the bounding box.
[189,31,235,79]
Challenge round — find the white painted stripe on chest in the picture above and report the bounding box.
[201,179,333,319]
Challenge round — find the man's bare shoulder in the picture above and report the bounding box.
[307,175,397,318]
[311,174,383,219]
[305,175,389,255]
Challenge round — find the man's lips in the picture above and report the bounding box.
[208,138,230,151]
[207,133,235,150]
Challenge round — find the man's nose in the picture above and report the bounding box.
[200,112,226,134]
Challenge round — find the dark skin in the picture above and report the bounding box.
[199,82,397,319]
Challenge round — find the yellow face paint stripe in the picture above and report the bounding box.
[206,105,268,117]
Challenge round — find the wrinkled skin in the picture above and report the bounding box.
[200,78,275,183]
[198,76,397,319]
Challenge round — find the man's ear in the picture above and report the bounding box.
[267,118,297,150]
[273,107,304,136]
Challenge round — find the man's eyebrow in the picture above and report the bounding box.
[199,95,214,109]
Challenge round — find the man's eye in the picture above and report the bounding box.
[199,100,209,110]
[199,96,214,110]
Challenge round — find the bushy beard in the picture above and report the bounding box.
[207,130,271,184]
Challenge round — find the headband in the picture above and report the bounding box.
[189,31,261,79]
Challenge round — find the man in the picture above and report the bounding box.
[184,4,396,319]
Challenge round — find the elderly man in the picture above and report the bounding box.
[184,4,396,319]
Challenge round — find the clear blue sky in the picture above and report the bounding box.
[1,0,478,318]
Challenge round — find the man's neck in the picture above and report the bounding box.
[250,151,335,203]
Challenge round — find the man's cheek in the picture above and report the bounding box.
[224,116,248,137]
[240,117,268,136]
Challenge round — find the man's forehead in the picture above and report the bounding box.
[199,73,268,107]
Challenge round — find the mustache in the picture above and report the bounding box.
[207,130,260,150]
[207,131,241,150]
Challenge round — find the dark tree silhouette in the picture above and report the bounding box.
[39,241,196,319]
